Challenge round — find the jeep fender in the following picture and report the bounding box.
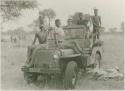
[87,46,103,66]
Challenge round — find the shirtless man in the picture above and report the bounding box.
[91,8,101,42]
[26,25,48,67]
[32,25,48,45]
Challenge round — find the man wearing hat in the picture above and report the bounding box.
[91,8,101,42]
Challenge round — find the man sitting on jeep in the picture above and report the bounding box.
[53,19,83,54]
[26,25,48,67]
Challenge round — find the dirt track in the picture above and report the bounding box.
[1,33,124,90]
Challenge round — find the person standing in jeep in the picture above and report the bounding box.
[91,8,101,42]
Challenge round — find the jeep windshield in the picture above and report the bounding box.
[63,25,86,40]
[47,25,87,48]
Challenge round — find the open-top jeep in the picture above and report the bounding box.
[21,25,103,89]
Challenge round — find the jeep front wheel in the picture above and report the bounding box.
[63,61,78,89]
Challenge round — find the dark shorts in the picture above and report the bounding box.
[93,27,100,39]
[93,27,100,33]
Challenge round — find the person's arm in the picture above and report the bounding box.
[53,28,59,47]
[32,33,37,45]
[54,32,58,47]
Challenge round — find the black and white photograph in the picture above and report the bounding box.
[0,0,124,90]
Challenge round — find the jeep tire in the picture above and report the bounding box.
[63,61,78,89]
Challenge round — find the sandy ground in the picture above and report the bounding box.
[1,33,124,90]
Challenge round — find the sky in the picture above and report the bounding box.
[1,0,124,32]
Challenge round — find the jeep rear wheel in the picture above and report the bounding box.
[64,61,78,89]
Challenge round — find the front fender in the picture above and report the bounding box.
[87,46,103,66]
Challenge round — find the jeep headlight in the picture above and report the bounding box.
[53,49,61,60]
[53,54,59,60]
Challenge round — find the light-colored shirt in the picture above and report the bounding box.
[54,27,65,42]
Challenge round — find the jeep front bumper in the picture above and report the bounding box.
[21,66,61,74]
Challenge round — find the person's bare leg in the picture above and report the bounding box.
[73,41,83,54]
[29,46,42,67]
[26,45,35,66]
[26,46,32,64]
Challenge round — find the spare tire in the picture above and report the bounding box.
[64,61,78,89]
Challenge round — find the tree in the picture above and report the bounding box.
[40,8,56,25]
[0,0,38,21]
[72,12,82,24]
[27,19,39,31]
[0,0,38,31]
[72,12,91,25]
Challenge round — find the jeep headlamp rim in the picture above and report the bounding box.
[53,54,59,59]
